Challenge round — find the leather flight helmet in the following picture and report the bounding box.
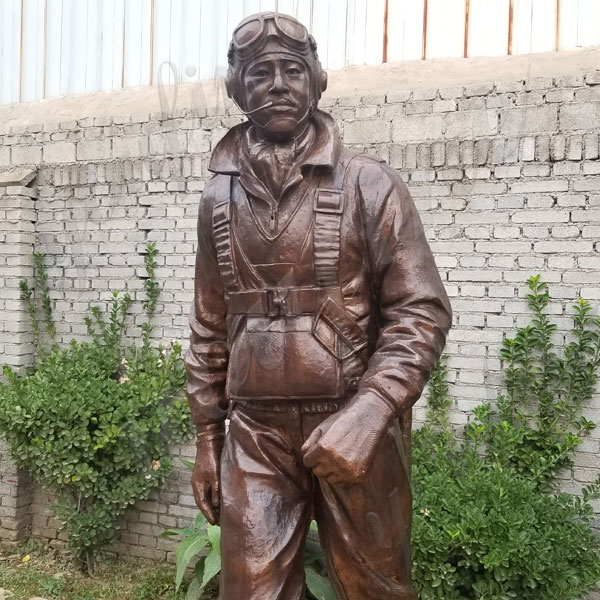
[226,12,328,113]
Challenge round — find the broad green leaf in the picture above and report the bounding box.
[194,512,208,530]
[201,547,222,588]
[185,563,204,600]
[159,527,195,538]
[181,458,196,471]
[207,523,221,553]
[305,565,337,600]
[175,533,208,590]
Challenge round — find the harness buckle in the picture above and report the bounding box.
[266,288,289,317]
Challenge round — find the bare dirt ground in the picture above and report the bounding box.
[0,46,598,131]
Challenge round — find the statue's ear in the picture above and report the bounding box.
[320,70,328,93]
[225,67,234,99]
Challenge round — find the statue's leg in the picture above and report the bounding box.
[219,405,313,600]
[312,417,416,600]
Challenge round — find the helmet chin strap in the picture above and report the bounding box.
[231,99,275,115]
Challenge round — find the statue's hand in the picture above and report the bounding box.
[191,427,225,525]
[301,395,395,486]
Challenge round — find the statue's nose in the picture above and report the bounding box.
[269,67,287,93]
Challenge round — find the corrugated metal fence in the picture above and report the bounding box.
[1,0,599,106]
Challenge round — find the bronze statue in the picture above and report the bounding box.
[185,12,452,599]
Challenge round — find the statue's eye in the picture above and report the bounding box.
[251,68,269,78]
[287,67,301,75]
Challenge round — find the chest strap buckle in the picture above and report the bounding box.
[266,288,289,317]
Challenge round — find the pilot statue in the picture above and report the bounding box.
[185,11,452,600]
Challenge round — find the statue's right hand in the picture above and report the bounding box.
[191,433,224,525]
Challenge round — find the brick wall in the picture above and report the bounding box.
[0,174,37,542]
[1,67,599,563]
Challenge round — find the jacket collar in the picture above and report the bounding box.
[208,109,342,176]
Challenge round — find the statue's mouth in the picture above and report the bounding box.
[270,104,294,111]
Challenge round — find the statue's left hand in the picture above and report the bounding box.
[301,395,395,485]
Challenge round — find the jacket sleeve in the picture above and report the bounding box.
[353,160,452,416]
[184,176,229,431]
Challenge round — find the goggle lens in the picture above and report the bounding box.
[275,15,308,44]
[232,14,309,52]
[233,17,263,48]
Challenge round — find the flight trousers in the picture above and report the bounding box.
[219,399,416,600]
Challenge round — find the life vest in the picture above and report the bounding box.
[211,156,369,401]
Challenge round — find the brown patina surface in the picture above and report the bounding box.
[185,12,451,600]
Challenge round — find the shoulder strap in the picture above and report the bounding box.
[313,155,358,288]
[212,175,238,292]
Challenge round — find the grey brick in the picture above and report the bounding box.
[43,142,75,163]
[585,70,600,85]
[446,141,460,166]
[494,166,520,179]
[490,139,504,164]
[460,140,474,165]
[0,146,11,166]
[406,101,432,115]
[560,103,600,131]
[415,144,430,168]
[496,80,524,93]
[573,177,600,191]
[344,120,390,144]
[583,162,600,175]
[453,182,507,196]
[521,137,536,161]
[535,135,550,162]
[113,136,149,158]
[464,167,491,179]
[510,180,568,193]
[474,139,490,165]
[386,90,411,103]
[445,110,498,139]
[555,74,584,88]
[545,89,574,103]
[584,133,599,160]
[150,131,187,155]
[553,162,580,176]
[515,91,544,106]
[500,106,558,135]
[524,76,553,91]
[566,135,583,160]
[574,87,600,102]
[437,169,463,181]
[391,115,443,143]
[433,99,456,113]
[504,138,520,163]
[464,83,494,97]
[550,135,566,161]
[534,241,593,253]
[11,145,41,165]
[404,145,417,169]
[411,88,438,101]
[77,139,112,161]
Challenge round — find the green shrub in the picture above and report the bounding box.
[0,244,193,573]
[470,275,600,490]
[412,276,600,599]
[412,428,600,599]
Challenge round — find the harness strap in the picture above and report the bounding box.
[313,189,343,287]
[312,297,368,359]
[313,156,359,288]
[228,286,343,317]
[212,176,238,292]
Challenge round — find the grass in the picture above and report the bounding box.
[0,541,218,600]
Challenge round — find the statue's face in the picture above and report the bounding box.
[241,55,312,142]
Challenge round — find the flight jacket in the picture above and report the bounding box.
[184,110,452,431]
